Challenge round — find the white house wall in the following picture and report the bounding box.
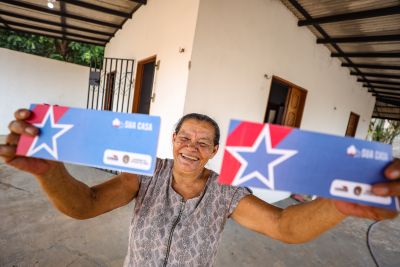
[0,48,89,134]
[184,0,376,172]
[104,0,200,159]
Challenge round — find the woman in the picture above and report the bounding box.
[1,110,399,266]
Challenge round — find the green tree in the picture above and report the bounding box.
[0,29,104,67]
[368,118,400,144]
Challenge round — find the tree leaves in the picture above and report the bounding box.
[368,119,400,144]
[0,29,104,67]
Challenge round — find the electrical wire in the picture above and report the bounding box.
[366,220,381,267]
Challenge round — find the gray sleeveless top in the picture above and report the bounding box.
[123,158,251,267]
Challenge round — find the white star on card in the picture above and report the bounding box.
[226,125,297,189]
[27,107,73,159]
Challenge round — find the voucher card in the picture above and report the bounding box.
[218,120,399,211]
[17,104,160,175]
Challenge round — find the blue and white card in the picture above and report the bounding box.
[17,104,160,175]
[219,120,399,211]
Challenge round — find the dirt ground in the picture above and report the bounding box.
[1,162,399,267]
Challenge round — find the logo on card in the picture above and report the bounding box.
[219,122,297,189]
[103,149,151,170]
[112,118,121,128]
[346,145,389,161]
[346,145,359,157]
[330,179,391,205]
[123,155,130,164]
[106,154,119,161]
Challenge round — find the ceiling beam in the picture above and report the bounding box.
[377,95,400,102]
[60,0,66,39]
[366,85,400,91]
[375,105,400,108]
[61,0,131,18]
[0,0,120,28]
[0,15,10,28]
[129,0,147,4]
[350,72,400,80]
[298,6,400,26]
[107,0,142,43]
[359,79,400,86]
[286,0,372,90]
[0,10,113,37]
[0,25,104,46]
[343,63,400,70]
[2,19,108,43]
[372,115,400,121]
[376,96,400,105]
[332,52,400,58]
[374,107,400,114]
[371,91,400,97]
[317,34,400,44]
[374,111,400,115]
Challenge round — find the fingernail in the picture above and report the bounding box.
[19,110,27,117]
[26,127,37,135]
[389,170,400,179]
[372,186,389,195]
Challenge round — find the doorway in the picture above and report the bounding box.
[132,55,157,114]
[104,71,116,111]
[264,76,307,128]
[345,112,360,137]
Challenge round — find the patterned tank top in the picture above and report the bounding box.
[123,158,251,267]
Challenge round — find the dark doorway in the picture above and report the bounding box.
[264,76,307,128]
[104,71,116,111]
[264,79,289,125]
[133,56,156,114]
[345,112,360,137]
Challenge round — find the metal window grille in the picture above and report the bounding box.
[87,57,135,174]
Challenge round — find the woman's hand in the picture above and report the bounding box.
[0,109,58,175]
[333,160,400,220]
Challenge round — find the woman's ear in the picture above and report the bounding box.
[210,145,219,159]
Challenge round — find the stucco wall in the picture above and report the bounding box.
[104,0,200,159]
[185,0,375,172]
[0,48,89,134]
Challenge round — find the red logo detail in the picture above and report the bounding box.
[269,124,292,148]
[16,104,69,156]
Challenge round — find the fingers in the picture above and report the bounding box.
[0,144,16,162]
[384,159,400,180]
[360,206,397,221]
[6,132,20,146]
[8,119,38,136]
[372,182,400,197]
[14,109,31,120]
[334,200,397,220]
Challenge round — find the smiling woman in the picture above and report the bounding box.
[1,109,399,267]
[172,114,219,179]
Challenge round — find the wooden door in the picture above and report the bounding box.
[132,55,156,114]
[345,112,360,137]
[104,71,116,111]
[282,86,307,128]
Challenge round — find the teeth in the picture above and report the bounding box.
[181,153,199,161]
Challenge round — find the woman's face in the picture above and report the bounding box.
[172,119,218,175]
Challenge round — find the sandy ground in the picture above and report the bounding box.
[1,161,399,267]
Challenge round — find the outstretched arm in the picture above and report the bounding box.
[231,196,346,244]
[231,159,400,244]
[33,163,139,220]
[0,109,140,220]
